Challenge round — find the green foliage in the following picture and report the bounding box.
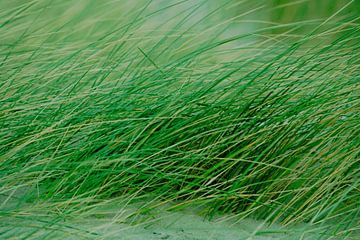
[0,0,359,239]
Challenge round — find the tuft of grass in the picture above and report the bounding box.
[1,0,359,239]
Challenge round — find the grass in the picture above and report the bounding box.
[0,0,359,239]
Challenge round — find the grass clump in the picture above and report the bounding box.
[0,0,359,239]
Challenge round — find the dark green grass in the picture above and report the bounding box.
[0,0,359,239]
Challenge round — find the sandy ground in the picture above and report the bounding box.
[1,203,335,240]
[0,193,351,240]
[78,212,323,240]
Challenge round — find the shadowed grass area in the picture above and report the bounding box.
[0,0,359,239]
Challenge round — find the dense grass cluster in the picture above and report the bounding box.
[1,0,359,239]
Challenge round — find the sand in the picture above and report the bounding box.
[0,200,335,240]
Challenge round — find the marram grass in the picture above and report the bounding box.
[0,0,359,239]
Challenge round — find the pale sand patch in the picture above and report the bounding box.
[0,192,351,239]
[0,200,335,240]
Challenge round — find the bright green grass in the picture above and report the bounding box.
[1,0,359,239]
